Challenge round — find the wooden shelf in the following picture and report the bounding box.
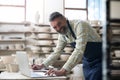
[111,47,120,50]
[112,57,120,60]
[34,38,57,40]
[0,49,25,51]
[112,34,120,36]
[27,32,57,34]
[110,19,120,23]
[33,52,71,55]
[25,31,58,34]
[0,22,30,26]
[110,64,120,70]
[35,24,50,26]
[0,39,25,42]
[35,45,71,47]
[92,25,102,28]
[0,31,26,34]
[0,31,57,34]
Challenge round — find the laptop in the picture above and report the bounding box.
[16,51,48,78]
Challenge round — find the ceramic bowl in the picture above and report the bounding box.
[1,56,15,64]
[30,46,41,51]
[64,47,73,53]
[38,40,52,45]
[53,40,58,44]
[37,34,51,39]
[99,29,103,34]
[45,54,50,58]
[115,50,120,57]
[27,39,38,45]
[41,47,52,53]
[89,20,101,26]
[28,33,38,39]
[6,63,19,72]
[60,54,70,61]
[15,44,25,50]
[112,30,120,34]
[35,27,50,32]
[0,35,4,40]
[8,45,15,50]
[32,50,40,54]
[0,60,6,69]
[52,34,58,38]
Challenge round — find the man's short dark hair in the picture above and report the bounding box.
[49,12,64,22]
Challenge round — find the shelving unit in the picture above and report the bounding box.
[0,23,28,55]
[0,39,25,42]
[106,0,120,80]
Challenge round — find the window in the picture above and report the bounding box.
[0,0,44,24]
[88,0,102,20]
[0,0,26,23]
[64,0,88,20]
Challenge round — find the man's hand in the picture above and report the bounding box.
[46,68,67,76]
[32,64,45,70]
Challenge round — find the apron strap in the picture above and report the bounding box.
[67,20,76,39]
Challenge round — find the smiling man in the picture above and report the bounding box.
[32,12,102,80]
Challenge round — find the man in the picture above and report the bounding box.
[32,12,102,80]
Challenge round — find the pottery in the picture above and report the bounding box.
[0,35,4,40]
[0,60,6,69]
[1,45,8,50]
[64,47,73,53]
[115,50,120,57]
[38,40,52,45]
[41,47,52,53]
[15,44,24,50]
[89,20,101,26]
[60,54,70,61]
[35,27,50,32]
[1,56,15,64]
[53,40,58,44]
[30,46,41,51]
[37,34,51,39]
[112,30,120,34]
[6,63,19,72]
[52,34,58,38]
[45,54,50,58]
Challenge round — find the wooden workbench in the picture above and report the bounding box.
[0,72,67,80]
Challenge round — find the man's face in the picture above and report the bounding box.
[50,17,67,35]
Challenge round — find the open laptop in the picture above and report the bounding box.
[16,51,48,78]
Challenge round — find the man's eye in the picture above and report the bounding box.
[57,22,61,26]
[53,27,56,29]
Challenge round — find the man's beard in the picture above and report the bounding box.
[57,26,68,35]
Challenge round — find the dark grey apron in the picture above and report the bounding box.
[67,20,102,80]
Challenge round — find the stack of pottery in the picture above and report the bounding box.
[64,47,73,53]
[30,46,41,54]
[60,54,70,61]
[114,50,120,57]
[1,56,19,72]
[37,34,51,39]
